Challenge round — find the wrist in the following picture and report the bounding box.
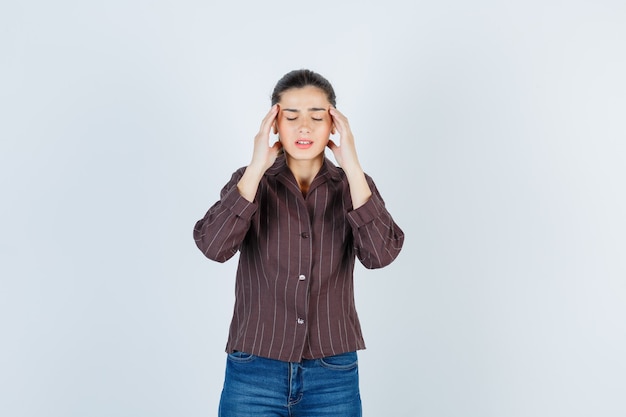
[342,162,364,179]
[237,165,265,203]
[246,161,268,177]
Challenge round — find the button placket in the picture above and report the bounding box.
[291,198,312,356]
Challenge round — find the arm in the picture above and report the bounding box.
[327,106,404,268]
[193,168,257,262]
[347,176,405,269]
[193,105,282,262]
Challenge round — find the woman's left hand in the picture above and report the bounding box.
[327,107,361,172]
[327,106,372,208]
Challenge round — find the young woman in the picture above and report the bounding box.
[193,69,404,416]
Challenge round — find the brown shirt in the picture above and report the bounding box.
[193,155,404,362]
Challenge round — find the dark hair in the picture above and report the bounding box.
[271,69,337,107]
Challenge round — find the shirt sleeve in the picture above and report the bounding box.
[193,168,258,263]
[346,175,405,269]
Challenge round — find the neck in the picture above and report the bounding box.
[285,153,325,195]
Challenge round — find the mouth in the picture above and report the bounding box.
[295,139,313,149]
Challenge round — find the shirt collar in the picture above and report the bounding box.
[266,154,343,182]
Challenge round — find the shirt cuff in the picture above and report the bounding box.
[347,193,385,228]
[221,186,258,220]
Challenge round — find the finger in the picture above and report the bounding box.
[261,104,279,126]
[259,105,279,135]
[330,118,346,136]
[329,108,348,130]
[329,106,346,120]
[327,139,339,151]
[267,103,279,117]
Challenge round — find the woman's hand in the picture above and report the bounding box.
[237,105,283,202]
[327,107,372,208]
[249,104,283,172]
[327,107,361,172]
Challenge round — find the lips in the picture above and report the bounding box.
[295,139,313,149]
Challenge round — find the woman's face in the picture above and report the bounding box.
[275,86,334,161]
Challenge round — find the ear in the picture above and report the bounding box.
[331,123,336,135]
[273,121,278,134]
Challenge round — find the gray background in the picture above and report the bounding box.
[1,0,625,416]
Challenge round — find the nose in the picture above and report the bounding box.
[298,120,311,133]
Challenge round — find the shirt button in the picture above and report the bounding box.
[301,232,309,238]
[298,274,306,281]
[297,318,305,325]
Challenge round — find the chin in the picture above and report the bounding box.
[285,149,326,161]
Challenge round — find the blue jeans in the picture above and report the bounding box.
[218,351,362,417]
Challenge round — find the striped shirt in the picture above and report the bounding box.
[193,155,404,362]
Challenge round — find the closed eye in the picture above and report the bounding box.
[312,117,323,121]
[286,117,297,121]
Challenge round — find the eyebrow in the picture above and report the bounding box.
[282,107,327,113]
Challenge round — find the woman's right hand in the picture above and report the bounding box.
[237,105,282,202]
[249,104,282,172]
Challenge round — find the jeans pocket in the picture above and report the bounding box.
[227,351,256,363]
[319,351,358,370]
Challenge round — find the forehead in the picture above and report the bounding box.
[278,86,330,108]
